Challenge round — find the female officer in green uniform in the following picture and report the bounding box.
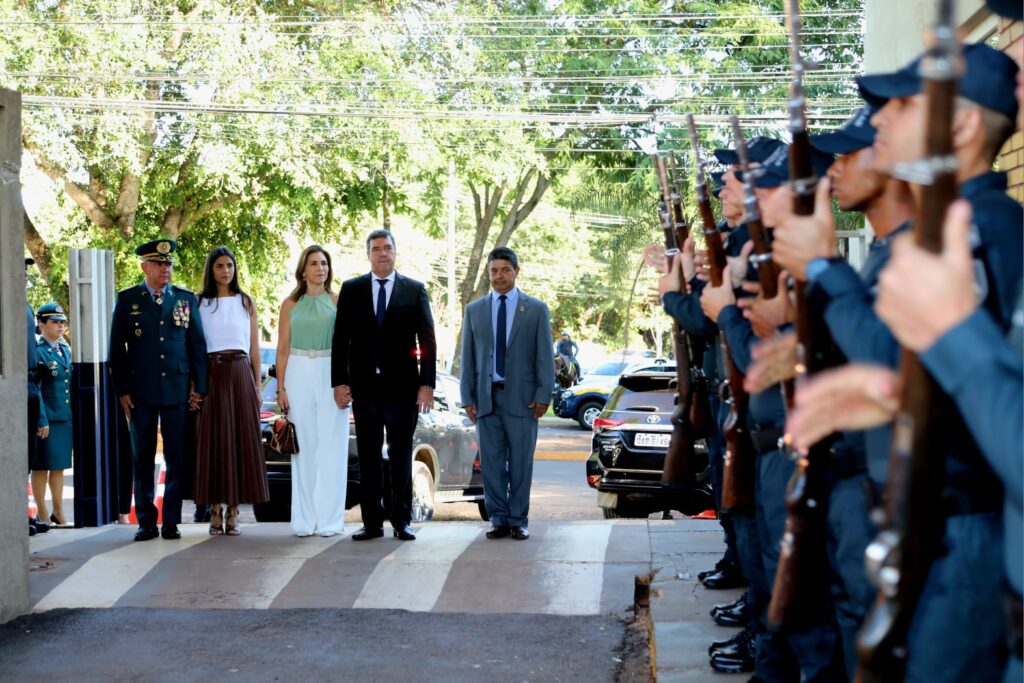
[33,302,73,527]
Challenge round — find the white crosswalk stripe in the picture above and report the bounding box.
[30,521,645,616]
[535,522,614,615]
[33,528,211,611]
[354,525,482,611]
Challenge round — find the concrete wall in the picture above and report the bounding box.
[0,87,29,624]
[864,0,988,72]
[997,18,1024,202]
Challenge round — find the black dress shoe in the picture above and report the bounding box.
[511,526,530,540]
[393,524,416,541]
[33,518,50,534]
[161,525,181,540]
[708,625,755,658]
[698,558,738,582]
[702,563,749,590]
[710,649,755,674]
[352,527,384,541]
[486,525,512,539]
[710,593,746,618]
[28,523,37,537]
[134,527,159,542]
[712,599,749,627]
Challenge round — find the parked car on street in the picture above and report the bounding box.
[258,344,277,380]
[584,370,713,518]
[254,370,487,523]
[554,358,673,430]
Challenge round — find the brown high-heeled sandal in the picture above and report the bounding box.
[225,506,241,536]
[209,505,224,536]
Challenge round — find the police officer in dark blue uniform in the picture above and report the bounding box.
[771,39,1022,682]
[762,103,915,679]
[702,143,845,681]
[109,239,207,541]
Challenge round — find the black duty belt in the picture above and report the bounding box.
[750,426,784,454]
[828,447,868,479]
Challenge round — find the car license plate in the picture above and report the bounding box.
[634,432,670,448]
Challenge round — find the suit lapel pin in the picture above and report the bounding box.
[519,305,525,312]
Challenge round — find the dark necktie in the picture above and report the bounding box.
[496,294,507,377]
[375,279,387,325]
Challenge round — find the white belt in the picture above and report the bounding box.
[290,348,331,358]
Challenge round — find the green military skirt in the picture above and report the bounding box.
[33,421,72,471]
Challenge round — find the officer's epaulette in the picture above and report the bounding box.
[118,284,147,296]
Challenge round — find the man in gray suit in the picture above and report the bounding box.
[460,247,555,540]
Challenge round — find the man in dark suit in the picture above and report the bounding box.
[331,229,436,541]
[109,239,207,541]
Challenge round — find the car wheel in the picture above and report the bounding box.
[477,500,490,522]
[602,507,619,519]
[410,461,435,522]
[577,401,603,430]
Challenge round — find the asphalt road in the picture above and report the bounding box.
[0,608,625,682]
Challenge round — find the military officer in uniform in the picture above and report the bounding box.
[32,303,74,527]
[109,239,208,541]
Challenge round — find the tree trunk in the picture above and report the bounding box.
[450,168,551,377]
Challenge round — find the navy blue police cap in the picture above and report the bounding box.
[753,144,835,189]
[987,0,1022,20]
[135,238,177,263]
[810,104,878,155]
[714,136,786,166]
[856,43,1019,122]
[37,302,67,322]
[711,170,726,198]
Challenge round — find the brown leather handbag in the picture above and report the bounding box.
[270,414,299,455]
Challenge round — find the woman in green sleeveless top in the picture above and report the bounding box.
[276,245,350,537]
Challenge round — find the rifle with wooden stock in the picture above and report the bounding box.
[667,151,713,440]
[685,114,756,511]
[652,155,701,488]
[730,116,780,299]
[766,0,834,630]
[856,1,960,678]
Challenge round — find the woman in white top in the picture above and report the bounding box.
[193,246,269,535]
[276,245,350,537]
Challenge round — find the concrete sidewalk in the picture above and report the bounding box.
[647,520,744,682]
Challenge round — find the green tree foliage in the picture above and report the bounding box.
[3,0,863,352]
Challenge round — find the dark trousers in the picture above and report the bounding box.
[826,473,877,680]
[354,395,417,529]
[757,448,844,683]
[707,392,740,566]
[129,403,187,529]
[906,512,1006,682]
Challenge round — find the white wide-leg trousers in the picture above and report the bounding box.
[284,354,349,535]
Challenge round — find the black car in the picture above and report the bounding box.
[585,370,713,519]
[255,370,487,523]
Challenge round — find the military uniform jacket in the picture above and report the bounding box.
[36,338,72,426]
[109,283,208,406]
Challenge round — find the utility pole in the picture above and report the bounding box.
[447,159,457,332]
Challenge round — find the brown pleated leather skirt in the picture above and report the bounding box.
[193,351,270,505]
